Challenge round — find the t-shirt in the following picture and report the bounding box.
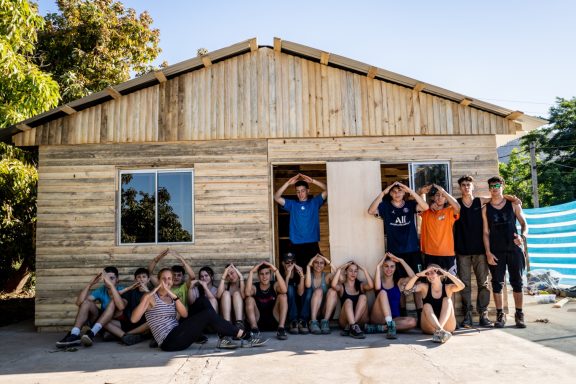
[454,197,485,255]
[377,199,420,253]
[282,194,325,244]
[420,206,459,256]
[121,288,146,322]
[90,284,125,310]
[171,283,188,308]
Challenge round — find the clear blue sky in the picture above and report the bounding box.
[37,0,576,118]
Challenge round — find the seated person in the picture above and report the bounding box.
[55,266,125,348]
[281,252,309,335]
[305,253,335,335]
[369,253,417,339]
[216,263,246,349]
[326,261,373,339]
[189,266,218,311]
[245,261,289,340]
[404,264,465,343]
[148,249,195,308]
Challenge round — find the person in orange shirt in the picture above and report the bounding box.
[419,184,461,275]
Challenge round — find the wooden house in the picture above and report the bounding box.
[1,38,546,331]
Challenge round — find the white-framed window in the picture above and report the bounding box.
[118,169,194,244]
[409,161,451,193]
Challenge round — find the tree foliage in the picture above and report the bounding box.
[0,143,37,291]
[500,97,576,207]
[0,0,60,129]
[35,0,161,103]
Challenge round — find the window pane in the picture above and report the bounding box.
[157,172,193,243]
[120,173,156,243]
[411,163,450,193]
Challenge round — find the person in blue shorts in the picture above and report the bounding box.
[274,173,327,268]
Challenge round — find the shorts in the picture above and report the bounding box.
[290,242,320,268]
[394,251,424,279]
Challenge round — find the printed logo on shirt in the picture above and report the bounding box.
[301,206,306,211]
[437,214,446,221]
[403,207,409,213]
[392,216,410,226]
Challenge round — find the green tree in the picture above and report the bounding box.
[0,143,38,292]
[0,0,60,129]
[35,0,161,103]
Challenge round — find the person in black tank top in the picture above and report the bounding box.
[327,261,374,339]
[404,264,464,344]
[482,176,528,329]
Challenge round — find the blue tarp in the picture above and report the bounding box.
[523,201,576,286]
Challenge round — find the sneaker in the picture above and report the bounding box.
[432,330,442,343]
[479,312,494,328]
[439,330,452,344]
[241,331,268,348]
[309,320,322,335]
[298,320,309,335]
[288,320,299,335]
[320,319,331,334]
[460,311,473,329]
[515,311,527,328]
[56,332,81,348]
[81,330,95,347]
[102,331,116,342]
[250,328,261,339]
[386,321,397,339]
[350,324,366,339]
[276,327,288,340]
[364,323,385,334]
[194,334,208,344]
[121,333,143,346]
[217,336,239,349]
[340,325,350,336]
[494,312,506,328]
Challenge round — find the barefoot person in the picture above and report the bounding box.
[404,264,464,343]
[131,268,265,351]
[370,253,417,339]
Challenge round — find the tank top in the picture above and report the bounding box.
[145,294,179,346]
[454,197,485,255]
[255,284,277,311]
[486,200,518,253]
[340,279,362,306]
[311,272,327,294]
[423,283,447,318]
[381,284,402,318]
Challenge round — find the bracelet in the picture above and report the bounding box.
[173,296,180,301]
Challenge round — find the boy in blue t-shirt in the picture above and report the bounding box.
[274,173,328,267]
[55,266,125,348]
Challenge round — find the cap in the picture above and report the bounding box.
[282,252,295,262]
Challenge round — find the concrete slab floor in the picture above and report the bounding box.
[1,296,574,384]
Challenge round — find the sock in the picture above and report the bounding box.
[496,308,503,315]
[385,316,393,323]
[91,323,103,335]
[71,327,81,336]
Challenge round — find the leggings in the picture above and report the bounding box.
[161,297,238,351]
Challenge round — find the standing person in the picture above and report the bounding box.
[404,265,465,344]
[328,261,374,339]
[369,253,418,339]
[482,176,528,328]
[245,261,289,340]
[368,181,429,321]
[216,264,246,349]
[281,252,310,335]
[305,253,335,335]
[130,268,265,351]
[274,173,328,268]
[189,266,218,311]
[148,249,195,307]
[419,184,461,275]
[55,267,125,348]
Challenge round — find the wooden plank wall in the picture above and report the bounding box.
[35,140,270,330]
[13,48,518,147]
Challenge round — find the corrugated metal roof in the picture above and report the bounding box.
[1,37,546,142]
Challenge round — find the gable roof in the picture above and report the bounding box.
[1,37,546,142]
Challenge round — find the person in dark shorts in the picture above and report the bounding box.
[245,261,289,340]
[482,176,528,328]
[274,173,327,268]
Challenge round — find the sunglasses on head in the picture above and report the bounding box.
[489,183,502,189]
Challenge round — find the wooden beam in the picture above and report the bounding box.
[16,123,32,131]
[60,105,77,115]
[413,82,426,93]
[154,70,167,83]
[273,37,282,52]
[460,98,473,106]
[506,111,524,120]
[201,55,212,67]
[367,66,378,79]
[320,52,330,66]
[105,86,122,100]
[249,38,258,52]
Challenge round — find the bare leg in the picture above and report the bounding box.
[420,303,442,334]
[339,300,355,328]
[323,288,338,321]
[208,297,218,312]
[103,319,124,338]
[127,322,149,335]
[273,293,288,328]
[310,288,324,321]
[437,297,456,332]
[232,291,244,321]
[493,292,503,309]
[370,290,391,324]
[512,291,523,309]
[73,300,100,329]
[394,316,417,331]
[220,291,232,322]
[354,295,369,325]
[245,297,260,329]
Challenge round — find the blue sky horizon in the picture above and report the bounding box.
[36,0,576,119]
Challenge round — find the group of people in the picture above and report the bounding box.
[54,173,528,351]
